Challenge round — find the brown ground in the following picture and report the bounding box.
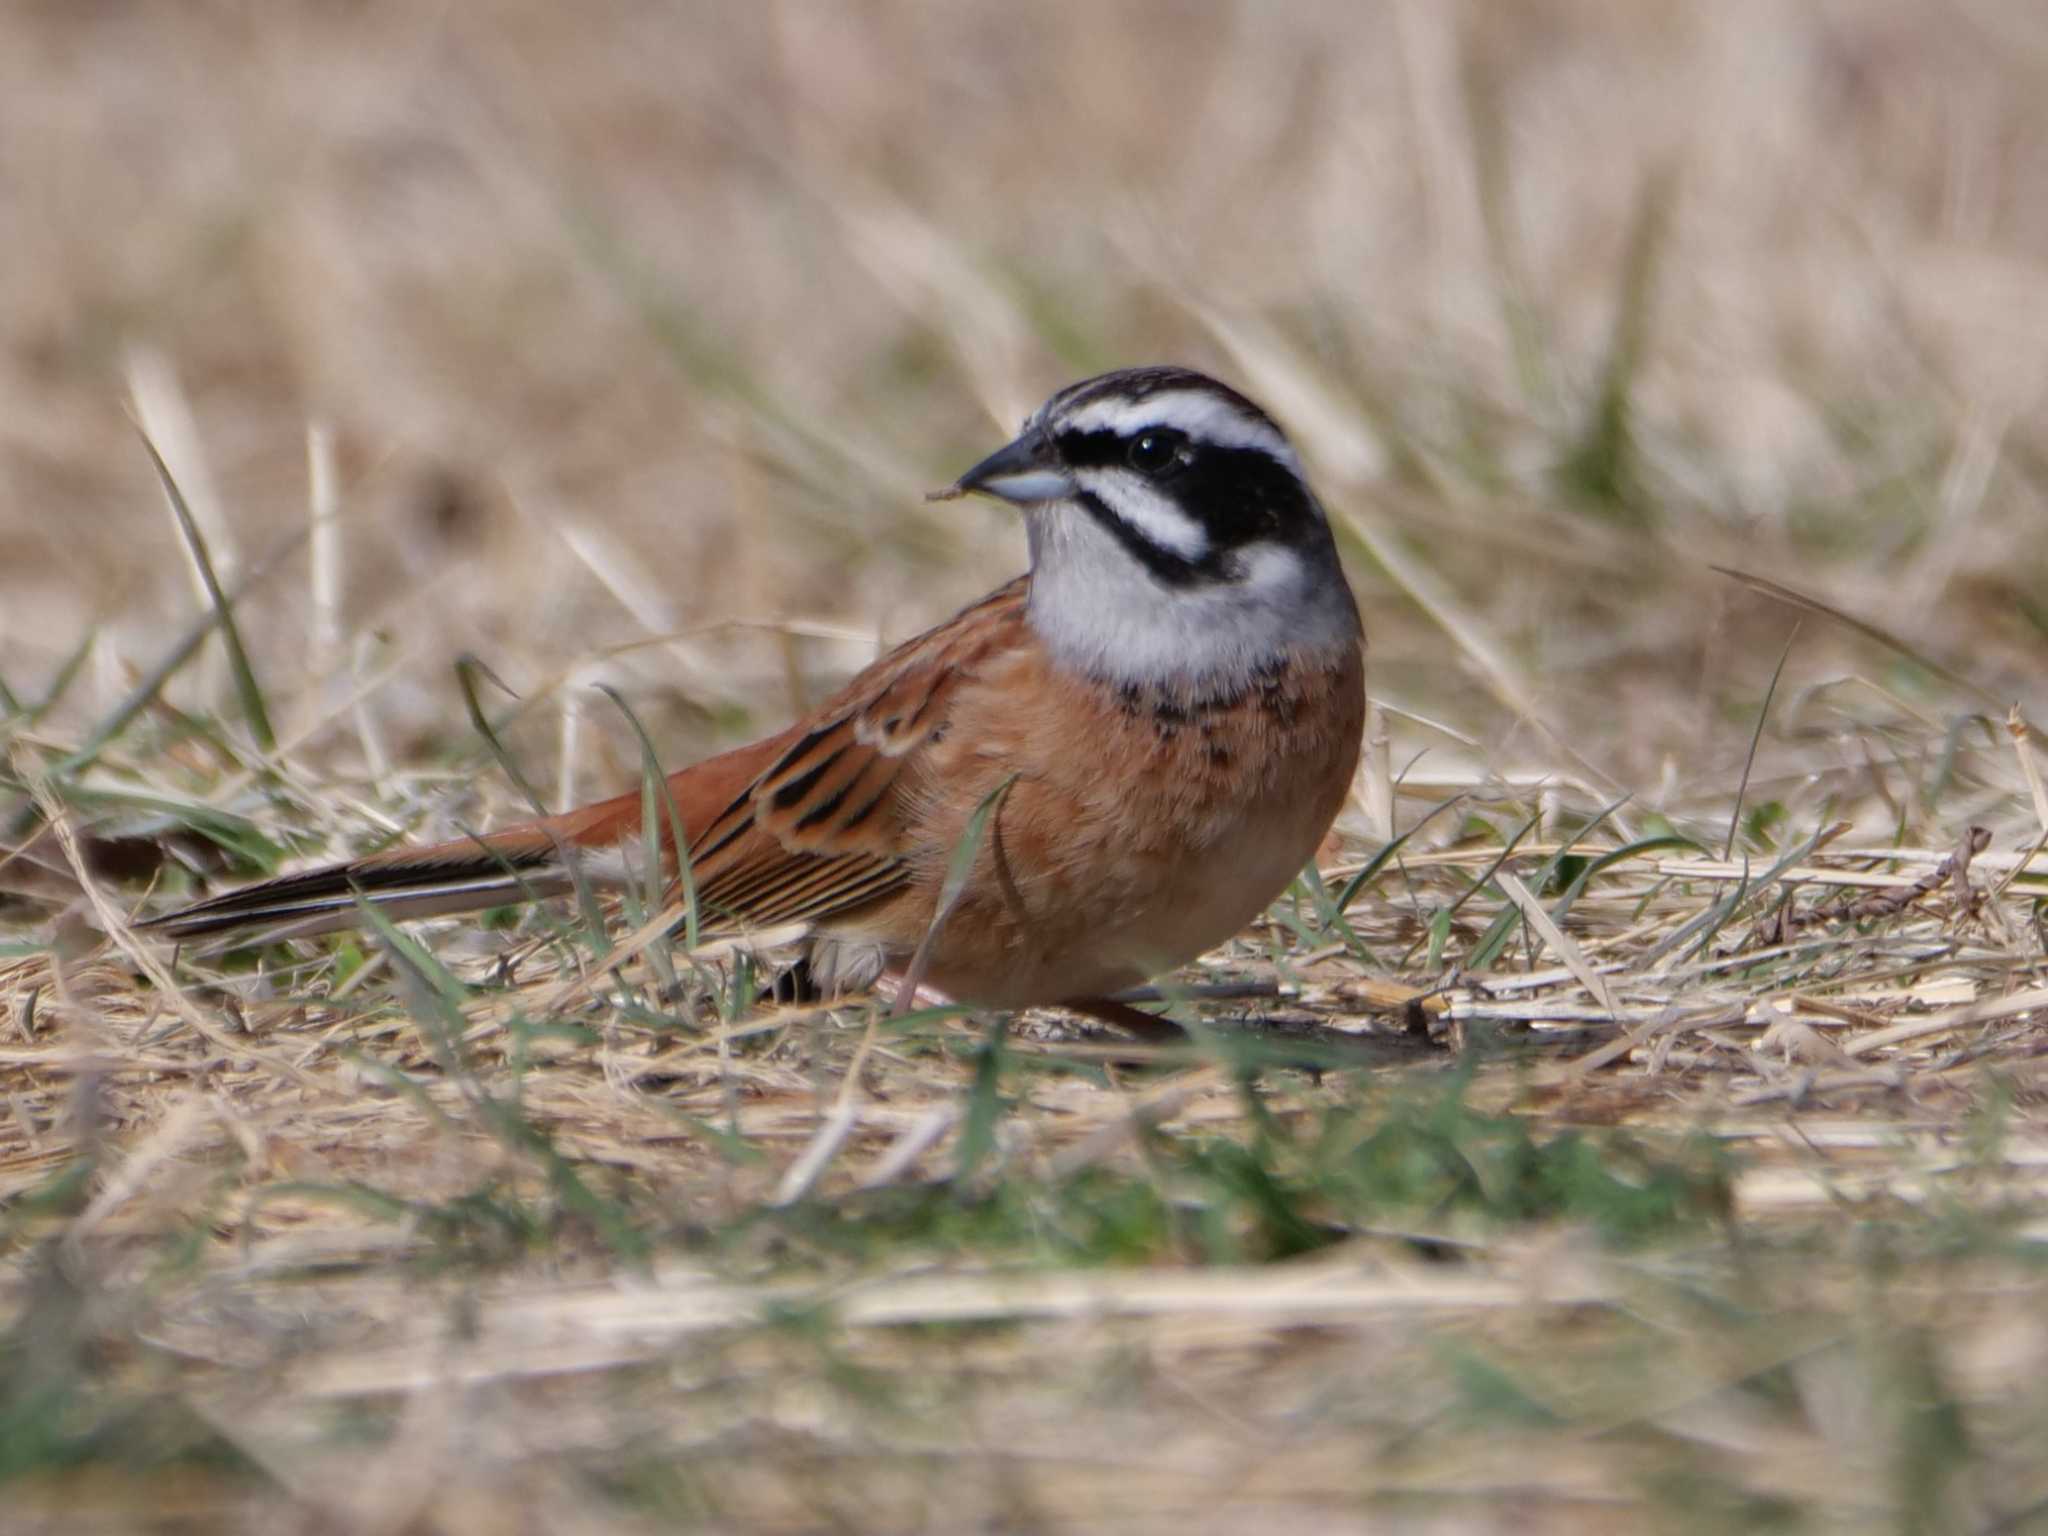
[5,4,2048,1532]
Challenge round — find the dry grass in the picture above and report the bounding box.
[7,3,2048,1531]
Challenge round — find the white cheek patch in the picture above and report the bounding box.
[1231,541,1307,596]
[1058,390,1297,465]
[1025,510,1358,692]
[1088,472,1211,562]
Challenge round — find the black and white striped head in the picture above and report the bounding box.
[943,367,1358,686]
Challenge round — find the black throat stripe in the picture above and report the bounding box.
[1073,488,1213,587]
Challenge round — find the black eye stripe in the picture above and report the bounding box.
[1046,408,1333,586]
[1127,430,1184,475]
[1054,427,1147,468]
[1052,427,1261,474]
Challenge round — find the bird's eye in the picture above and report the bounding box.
[1127,431,1183,475]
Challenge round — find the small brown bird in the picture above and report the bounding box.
[146,368,1366,1035]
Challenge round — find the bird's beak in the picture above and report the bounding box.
[927,428,1074,506]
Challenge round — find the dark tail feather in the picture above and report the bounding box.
[139,830,578,941]
[138,765,757,944]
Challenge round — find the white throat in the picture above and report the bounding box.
[1023,501,1357,690]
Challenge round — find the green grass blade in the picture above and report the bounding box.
[349,889,647,1264]
[894,773,1018,1014]
[1725,622,1801,859]
[1546,832,1706,934]
[454,655,612,953]
[596,682,700,953]
[1466,794,1631,971]
[43,621,215,780]
[7,627,94,734]
[135,428,274,752]
[1553,165,1674,523]
[351,884,472,1031]
[34,528,307,790]
[1711,565,2005,712]
[34,632,98,721]
[1638,819,1846,967]
[1443,812,1539,927]
[453,655,549,817]
[1330,792,1469,919]
[954,1017,1006,1186]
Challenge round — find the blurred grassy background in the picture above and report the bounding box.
[6,0,2046,826]
[8,8,2048,1532]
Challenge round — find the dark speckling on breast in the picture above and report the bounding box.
[1111,653,1302,730]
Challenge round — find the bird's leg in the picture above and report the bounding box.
[1062,996,1186,1042]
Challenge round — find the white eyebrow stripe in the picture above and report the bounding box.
[1056,390,1295,461]
[1087,473,1211,562]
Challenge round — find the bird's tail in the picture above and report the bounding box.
[138,792,648,942]
[137,732,793,943]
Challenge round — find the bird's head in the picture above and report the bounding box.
[937,366,1358,686]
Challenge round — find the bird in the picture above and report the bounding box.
[143,367,1367,1038]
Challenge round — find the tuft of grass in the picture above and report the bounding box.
[1552,168,1676,525]
[6,6,2048,1527]
[134,431,275,756]
[744,1069,1729,1271]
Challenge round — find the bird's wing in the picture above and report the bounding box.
[677,575,1031,930]
[141,578,1032,941]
